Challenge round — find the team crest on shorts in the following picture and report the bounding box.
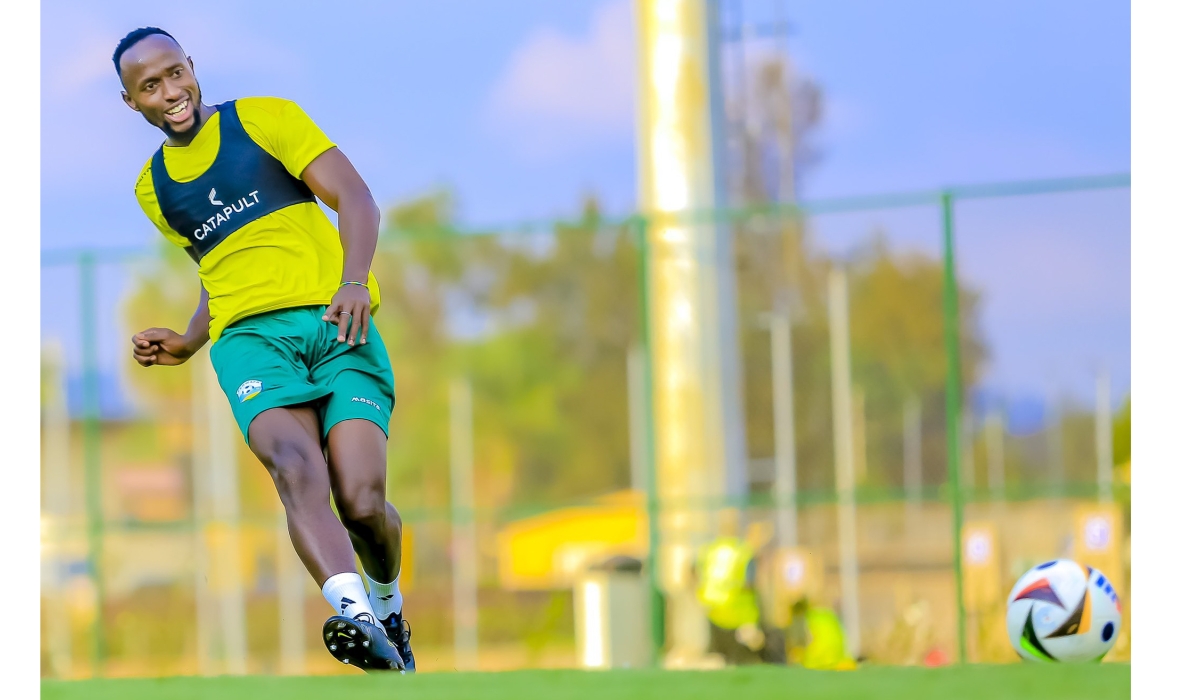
[237,380,263,403]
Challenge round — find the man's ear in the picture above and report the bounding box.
[122,91,140,112]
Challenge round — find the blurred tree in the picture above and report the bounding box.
[726,53,988,493]
[845,236,987,489]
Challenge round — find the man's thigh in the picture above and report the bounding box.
[210,316,332,443]
[309,317,395,440]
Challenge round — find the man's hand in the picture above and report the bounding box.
[132,328,196,367]
[323,284,371,345]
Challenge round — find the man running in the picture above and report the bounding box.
[115,26,414,673]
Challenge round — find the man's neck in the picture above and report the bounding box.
[165,102,217,148]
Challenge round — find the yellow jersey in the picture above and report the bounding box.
[134,96,381,341]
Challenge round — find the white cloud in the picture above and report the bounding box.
[485,0,636,159]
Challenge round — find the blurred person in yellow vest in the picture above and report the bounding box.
[694,519,786,665]
[786,597,857,670]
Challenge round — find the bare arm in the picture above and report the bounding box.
[301,147,379,345]
[132,274,210,367]
[180,282,212,355]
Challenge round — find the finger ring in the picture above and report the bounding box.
[339,311,351,316]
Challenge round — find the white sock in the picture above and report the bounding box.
[322,572,382,628]
[365,571,404,619]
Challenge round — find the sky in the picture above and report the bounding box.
[39,0,1130,423]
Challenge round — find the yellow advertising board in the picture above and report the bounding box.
[496,491,648,590]
[962,521,1001,612]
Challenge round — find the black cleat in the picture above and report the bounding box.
[380,612,416,672]
[322,614,405,672]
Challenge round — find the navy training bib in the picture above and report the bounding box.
[150,100,317,259]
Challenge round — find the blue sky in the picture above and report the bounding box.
[40,0,1130,421]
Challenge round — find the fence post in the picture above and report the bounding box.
[450,377,479,670]
[79,252,107,675]
[1096,369,1114,502]
[43,341,74,679]
[190,350,215,676]
[769,311,798,549]
[828,266,861,659]
[634,215,665,658]
[940,191,968,664]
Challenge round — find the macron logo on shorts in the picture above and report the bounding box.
[352,396,382,412]
[237,380,263,403]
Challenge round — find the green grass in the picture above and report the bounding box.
[42,664,1130,700]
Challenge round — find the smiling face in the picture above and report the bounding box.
[119,34,205,144]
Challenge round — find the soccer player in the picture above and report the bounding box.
[116,27,415,673]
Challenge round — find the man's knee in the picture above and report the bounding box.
[337,481,388,529]
[258,438,326,503]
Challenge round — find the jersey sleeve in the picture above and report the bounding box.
[134,160,192,248]
[236,97,337,180]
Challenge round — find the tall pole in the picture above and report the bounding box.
[43,341,74,679]
[1096,369,1114,502]
[633,0,748,664]
[450,377,479,670]
[828,267,860,659]
[277,507,307,675]
[986,410,1005,500]
[1048,387,1066,496]
[205,360,247,675]
[939,191,968,665]
[769,311,798,548]
[634,218,665,656]
[627,346,649,495]
[903,396,922,517]
[190,351,215,676]
[79,253,106,675]
[960,410,975,495]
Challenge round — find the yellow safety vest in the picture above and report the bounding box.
[793,607,856,670]
[696,538,760,630]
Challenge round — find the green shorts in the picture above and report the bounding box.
[209,305,395,444]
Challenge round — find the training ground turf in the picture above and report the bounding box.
[42,664,1130,700]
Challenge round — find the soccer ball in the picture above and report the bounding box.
[1005,559,1122,663]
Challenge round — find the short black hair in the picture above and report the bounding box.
[112,27,178,79]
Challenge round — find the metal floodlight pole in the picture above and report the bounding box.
[939,191,968,665]
[79,253,107,674]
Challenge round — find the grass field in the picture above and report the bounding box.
[42,664,1130,700]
